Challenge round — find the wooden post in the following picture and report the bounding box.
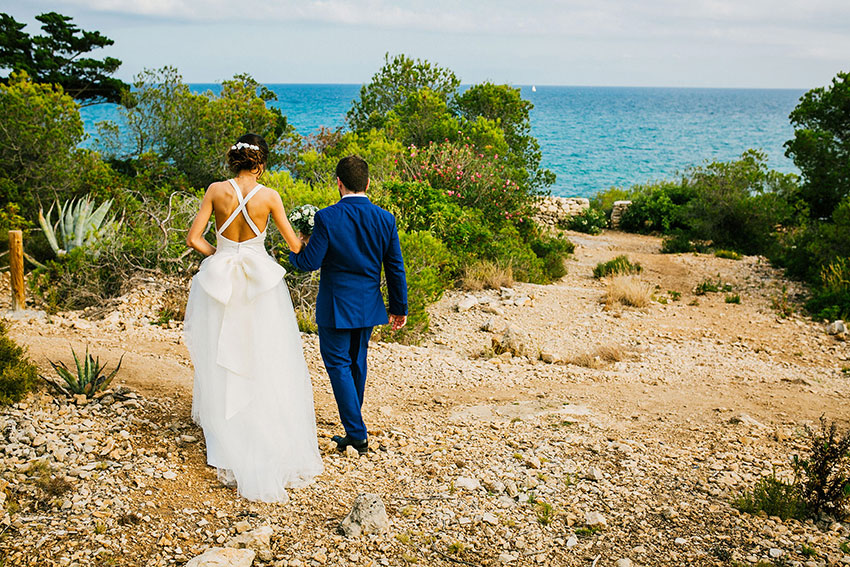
[9,230,25,311]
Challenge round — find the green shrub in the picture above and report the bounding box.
[0,72,90,220]
[565,208,607,234]
[618,181,688,234]
[679,150,795,255]
[725,294,741,304]
[377,231,454,344]
[715,249,742,260]
[590,187,632,217]
[530,233,574,281]
[0,321,40,405]
[593,255,642,279]
[794,417,850,519]
[694,277,732,295]
[660,233,696,254]
[734,471,806,520]
[806,257,850,321]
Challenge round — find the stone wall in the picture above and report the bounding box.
[533,196,590,228]
[610,200,632,228]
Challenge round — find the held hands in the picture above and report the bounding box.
[389,314,407,331]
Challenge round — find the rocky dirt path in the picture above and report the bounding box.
[2,230,849,567]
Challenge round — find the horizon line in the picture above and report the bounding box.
[181,81,808,91]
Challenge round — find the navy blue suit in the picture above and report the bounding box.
[289,195,407,440]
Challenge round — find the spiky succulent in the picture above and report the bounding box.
[38,196,119,257]
[42,346,123,399]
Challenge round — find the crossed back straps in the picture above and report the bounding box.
[217,179,265,237]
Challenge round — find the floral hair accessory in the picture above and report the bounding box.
[231,142,260,151]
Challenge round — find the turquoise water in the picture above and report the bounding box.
[80,84,804,198]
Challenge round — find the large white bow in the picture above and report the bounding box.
[194,249,287,419]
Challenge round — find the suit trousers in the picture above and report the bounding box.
[317,325,373,441]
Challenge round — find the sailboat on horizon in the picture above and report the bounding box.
[532,85,537,92]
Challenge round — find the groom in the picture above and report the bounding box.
[289,155,407,454]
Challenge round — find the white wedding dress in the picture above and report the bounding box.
[184,180,323,503]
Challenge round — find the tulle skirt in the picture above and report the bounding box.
[184,255,323,503]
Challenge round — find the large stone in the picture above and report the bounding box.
[340,494,389,537]
[225,525,274,562]
[185,547,255,567]
[456,296,478,312]
[455,476,481,491]
[584,511,607,528]
[826,320,846,335]
[492,325,528,357]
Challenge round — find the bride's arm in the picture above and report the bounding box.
[269,191,303,253]
[186,185,217,256]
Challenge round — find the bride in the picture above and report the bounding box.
[183,133,323,502]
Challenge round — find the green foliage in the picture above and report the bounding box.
[454,82,553,190]
[590,187,632,217]
[734,471,807,521]
[535,501,554,526]
[593,255,642,279]
[660,232,697,254]
[347,53,460,132]
[680,149,796,255]
[43,346,123,399]
[38,196,118,257]
[377,231,454,344]
[0,321,39,406]
[0,71,86,218]
[725,293,741,304]
[565,207,607,234]
[398,139,536,226]
[100,67,290,188]
[0,12,128,105]
[287,129,403,187]
[618,151,796,256]
[806,257,850,320]
[694,277,732,295]
[785,71,850,219]
[794,417,850,519]
[618,180,686,234]
[714,249,742,260]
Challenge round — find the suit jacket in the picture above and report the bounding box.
[288,195,408,329]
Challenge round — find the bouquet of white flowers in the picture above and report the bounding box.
[288,204,319,236]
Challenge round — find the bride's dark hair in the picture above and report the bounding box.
[227,133,269,175]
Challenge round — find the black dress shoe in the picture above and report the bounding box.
[332,434,368,454]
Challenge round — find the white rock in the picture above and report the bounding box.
[584,511,607,528]
[339,494,389,537]
[455,476,481,491]
[615,559,633,567]
[185,547,255,567]
[456,296,478,312]
[586,467,604,481]
[769,548,783,558]
[826,320,846,335]
[566,535,578,548]
[225,525,273,562]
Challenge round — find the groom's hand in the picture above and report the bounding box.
[389,314,407,331]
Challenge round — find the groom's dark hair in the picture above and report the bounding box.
[336,155,369,193]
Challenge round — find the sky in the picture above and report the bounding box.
[2,0,848,89]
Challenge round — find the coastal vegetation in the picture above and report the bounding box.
[2,10,849,335]
[593,71,850,321]
[0,16,569,342]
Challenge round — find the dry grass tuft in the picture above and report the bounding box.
[603,275,653,308]
[462,260,514,291]
[567,344,627,368]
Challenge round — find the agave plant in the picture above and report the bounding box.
[38,196,118,257]
[42,346,124,399]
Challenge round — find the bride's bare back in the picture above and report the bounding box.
[186,174,302,255]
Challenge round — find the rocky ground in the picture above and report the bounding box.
[2,230,850,567]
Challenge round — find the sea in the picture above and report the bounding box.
[80,84,805,199]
